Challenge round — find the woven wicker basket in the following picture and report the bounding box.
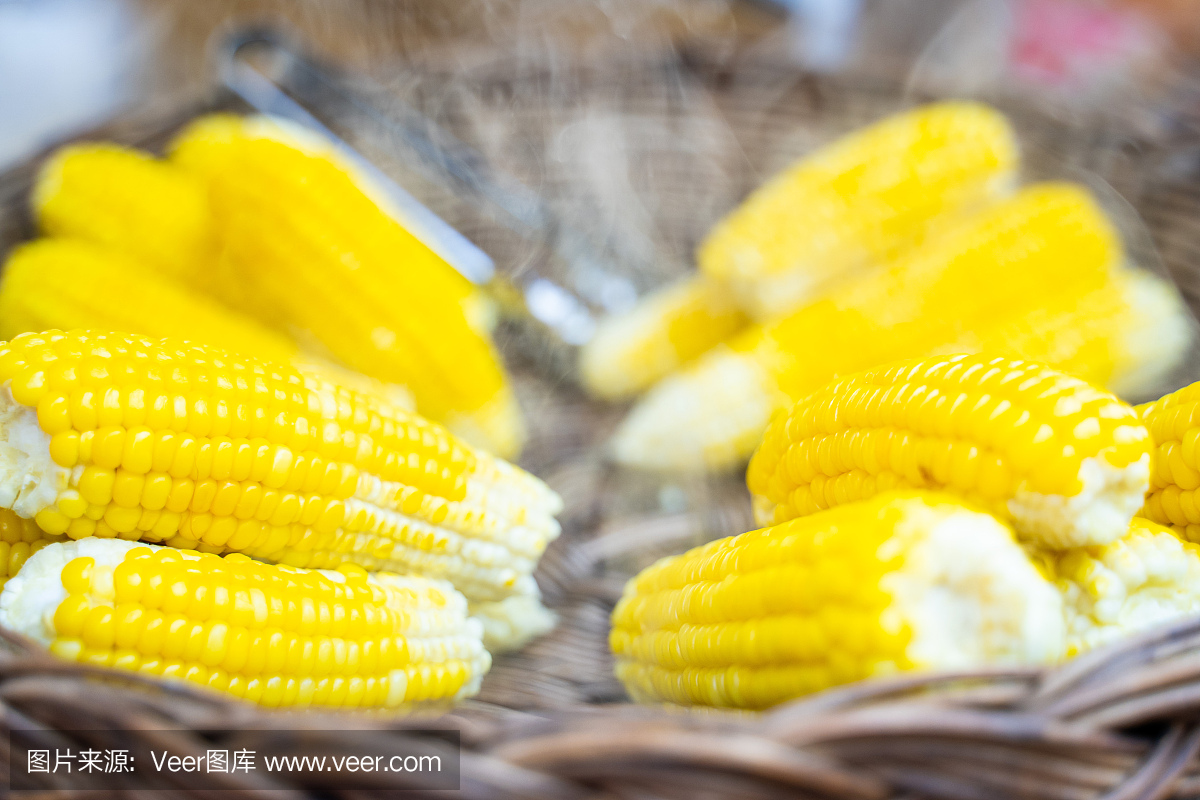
[4,38,1200,799]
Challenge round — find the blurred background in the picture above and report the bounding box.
[3,0,1198,171]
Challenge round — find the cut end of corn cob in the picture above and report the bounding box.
[610,346,782,473]
[470,594,558,653]
[580,275,750,401]
[1054,517,1200,657]
[0,329,560,611]
[747,354,1151,549]
[611,491,1063,709]
[698,101,1019,319]
[33,143,213,285]
[168,114,522,458]
[0,384,70,518]
[0,539,490,707]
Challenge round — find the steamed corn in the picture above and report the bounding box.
[611,491,1064,709]
[580,275,750,400]
[699,102,1018,319]
[1135,378,1200,541]
[747,354,1150,549]
[0,539,490,707]
[33,143,213,287]
[0,330,561,650]
[613,184,1189,472]
[0,238,416,412]
[1052,517,1200,656]
[167,114,522,458]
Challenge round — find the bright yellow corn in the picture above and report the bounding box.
[747,354,1150,549]
[1134,379,1200,542]
[0,238,416,413]
[699,102,1018,319]
[1052,517,1200,657]
[0,239,296,362]
[168,114,523,458]
[0,330,560,649]
[611,491,1064,709]
[0,508,64,592]
[0,539,490,707]
[614,184,1188,472]
[580,275,750,400]
[33,143,213,286]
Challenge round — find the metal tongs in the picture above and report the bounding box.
[218,29,649,353]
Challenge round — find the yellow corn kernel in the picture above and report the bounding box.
[699,102,1018,318]
[611,491,1063,709]
[33,143,213,285]
[1051,517,1200,657]
[747,354,1150,549]
[168,114,522,458]
[0,508,65,592]
[0,539,490,707]
[613,184,1186,472]
[0,330,559,638]
[580,275,750,400]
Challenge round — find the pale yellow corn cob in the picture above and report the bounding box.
[0,330,561,652]
[613,184,1189,472]
[699,102,1018,318]
[0,539,490,707]
[0,238,416,412]
[168,114,523,458]
[580,275,750,400]
[1051,517,1200,657]
[611,491,1064,709]
[33,143,213,286]
[747,353,1150,549]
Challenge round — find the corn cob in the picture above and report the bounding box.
[610,491,1064,709]
[0,539,490,707]
[1133,378,1200,542]
[0,330,561,649]
[580,275,750,400]
[1051,517,1200,657]
[0,238,416,413]
[747,353,1150,549]
[928,268,1193,400]
[167,114,523,459]
[613,184,1188,472]
[699,102,1018,319]
[33,143,213,287]
[0,508,64,593]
